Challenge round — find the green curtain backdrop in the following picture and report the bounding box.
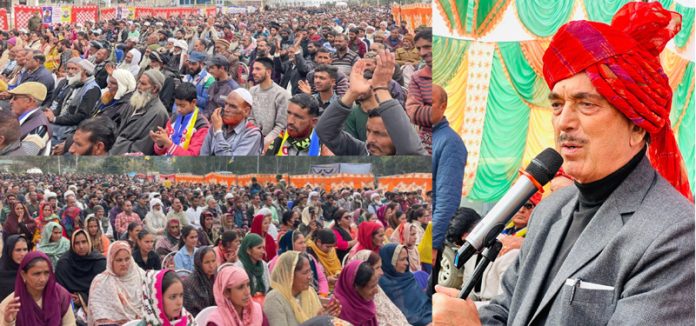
[516,0,576,37]
[438,0,457,33]
[671,61,695,190]
[585,0,632,23]
[433,36,470,86]
[469,52,530,201]
[497,42,550,107]
[657,0,674,11]
[675,3,695,48]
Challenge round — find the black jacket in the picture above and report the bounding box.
[273,52,311,95]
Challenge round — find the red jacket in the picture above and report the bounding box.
[154,113,210,156]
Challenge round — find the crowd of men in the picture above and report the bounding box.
[0,6,432,157]
[0,172,433,325]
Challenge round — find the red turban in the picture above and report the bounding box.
[543,2,692,200]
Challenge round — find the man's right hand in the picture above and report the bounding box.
[52,142,65,155]
[372,49,396,88]
[342,59,370,106]
[298,80,312,95]
[211,108,223,132]
[433,285,481,326]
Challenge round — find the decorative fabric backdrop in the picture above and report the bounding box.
[13,5,41,29]
[9,5,219,27]
[392,3,432,34]
[100,8,117,21]
[165,173,432,192]
[434,0,695,202]
[71,6,98,26]
[0,9,7,30]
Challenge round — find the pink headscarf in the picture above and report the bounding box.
[207,264,263,326]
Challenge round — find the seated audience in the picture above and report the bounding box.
[207,264,267,326]
[55,229,107,307]
[0,252,74,325]
[133,229,162,271]
[183,246,218,316]
[89,241,146,325]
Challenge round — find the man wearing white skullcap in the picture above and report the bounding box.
[199,87,263,156]
[44,57,101,149]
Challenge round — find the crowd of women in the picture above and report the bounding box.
[0,173,433,325]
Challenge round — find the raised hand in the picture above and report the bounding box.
[298,80,312,95]
[371,49,395,88]
[211,107,223,132]
[348,59,371,96]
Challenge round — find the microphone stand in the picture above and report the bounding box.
[458,240,503,299]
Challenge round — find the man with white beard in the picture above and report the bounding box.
[109,69,169,155]
[44,58,101,150]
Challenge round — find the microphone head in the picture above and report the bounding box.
[525,148,564,186]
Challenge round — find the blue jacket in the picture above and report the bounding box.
[432,118,467,250]
[174,246,195,271]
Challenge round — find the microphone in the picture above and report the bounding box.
[454,148,563,268]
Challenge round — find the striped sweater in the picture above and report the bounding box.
[406,65,433,154]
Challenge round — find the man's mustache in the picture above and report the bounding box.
[558,133,588,144]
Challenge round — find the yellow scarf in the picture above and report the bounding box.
[417,222,433,265]
[306,239,341,277]
[270,252,323,323]
[172,107,199,150]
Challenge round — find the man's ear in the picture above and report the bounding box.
[630,124,647,147]
[94,142,105,155]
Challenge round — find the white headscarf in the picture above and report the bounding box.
[118,49,142,78]
[88,241,145,324]
[111,68,137,100]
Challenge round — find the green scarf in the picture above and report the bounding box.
[238,233,266,295]
[38,222,71,265]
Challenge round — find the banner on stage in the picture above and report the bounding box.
[60,6,71,24]
[0,9,7,30]
[41,6,52,24]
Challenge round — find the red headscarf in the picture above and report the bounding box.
[335,260,378,326]
[3,203,37,249]
[250,214,277,261]
[354,221,383,253]
[543,2,692,200]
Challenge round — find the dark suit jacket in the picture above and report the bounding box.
[479,156,695,325]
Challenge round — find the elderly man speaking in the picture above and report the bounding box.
[433,2,694,326]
